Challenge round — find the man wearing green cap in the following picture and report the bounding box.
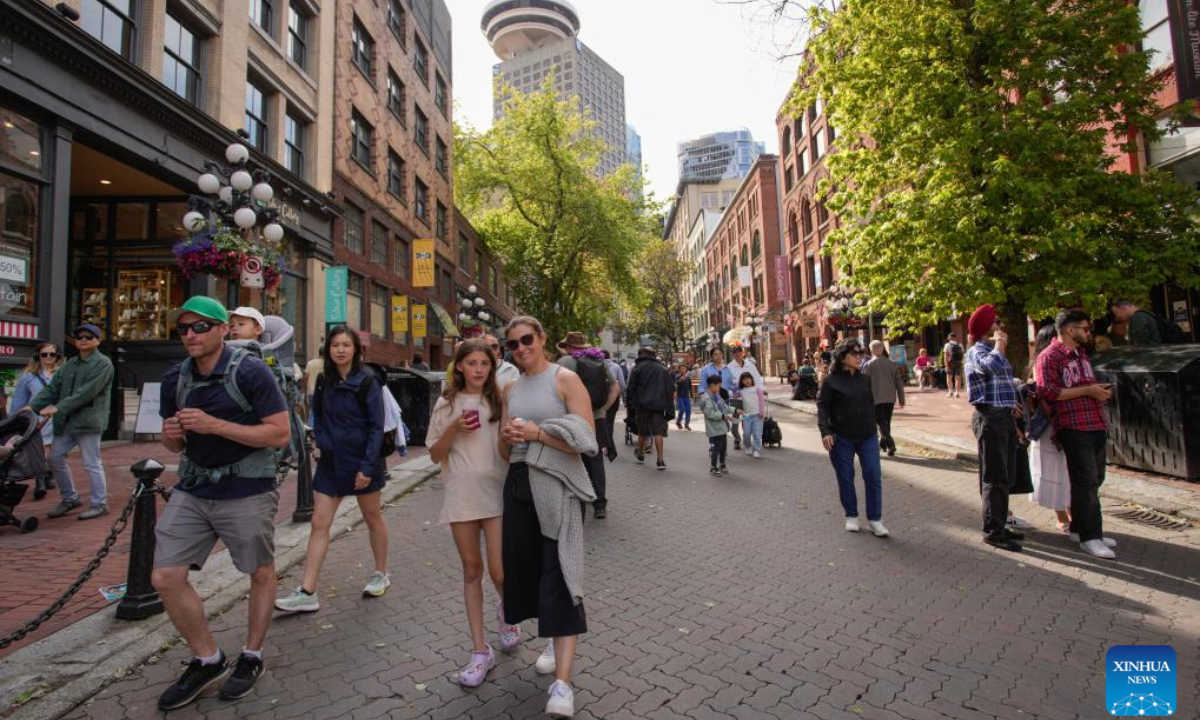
[151,296,291,710]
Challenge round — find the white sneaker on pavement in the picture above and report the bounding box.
[535,642,556,675]
[546,679,575,718]
[845,517,860,533]
[1069,533,1117,547]
[868,521,889,537]
[1006,515,1033,529]
[753,450,762,458]
[1081,539,1116,559]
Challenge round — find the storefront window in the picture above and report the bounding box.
[347,273,363,330]
[370,283,388,338]
[0,174,38,317]
[0,110,43,173]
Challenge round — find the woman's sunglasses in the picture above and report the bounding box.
[505,333,536,351]
[176,320,218,336]
[39,351,59,359]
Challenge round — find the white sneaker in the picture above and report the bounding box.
[1006,515,1033,529]
[1069,533,1117,547]
[868,521,889,537]
[362,571,390,598]
[546,679,575,718]
[752,450,762,458]
[845,517,860,532]
[745,447,754,455]
[1081,539,1116,559]
[534,642,556,675]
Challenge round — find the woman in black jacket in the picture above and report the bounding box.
[817,339,887,537]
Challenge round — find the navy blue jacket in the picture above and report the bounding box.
[314,369,385,483]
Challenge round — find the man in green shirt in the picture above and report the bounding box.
[31,323,115,519]
[1110,300,1161,345]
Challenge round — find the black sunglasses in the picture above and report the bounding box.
[39,351,59,359]
[74,333,96,341]
[505,333,536,351]
[176,320,218,336]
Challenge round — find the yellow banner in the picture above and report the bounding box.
[391,295,408,333]
[412,239,435,287]
[412,304,427,338]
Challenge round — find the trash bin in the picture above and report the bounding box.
[386,369,444,446]
[1093,345,1200,479]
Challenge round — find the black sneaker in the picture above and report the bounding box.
[1002,528,1025,541]
[983,534,1022,552]
[635,451,645,464]
[656,459,666,471]
[709,467,721,476]
[733,442,741,450]
[719,465,728,475]
[219,654,264,700]
[158,654,230,710]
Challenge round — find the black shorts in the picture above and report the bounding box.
[635,409,669,437]
[502,463,587,637]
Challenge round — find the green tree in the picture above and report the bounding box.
[455,79,656,344]
[785,0,1200,370]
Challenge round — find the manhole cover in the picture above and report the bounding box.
[1105,506,1192,531]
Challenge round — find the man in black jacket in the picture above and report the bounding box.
[625,347,675,470]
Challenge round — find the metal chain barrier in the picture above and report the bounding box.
[0,480,171,650]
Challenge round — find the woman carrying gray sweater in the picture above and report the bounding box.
[498,315,596,719]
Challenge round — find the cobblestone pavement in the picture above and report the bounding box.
[63,407,1200,720]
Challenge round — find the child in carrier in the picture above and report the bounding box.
[698,375,732,475]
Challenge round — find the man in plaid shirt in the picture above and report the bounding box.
[1037,309,1116,559]
[965,304,1023,552]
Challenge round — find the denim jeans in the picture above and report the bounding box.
[676,395,691,427]
[50,432,107,507]
[828,435,882,521]
[741,414,763,452]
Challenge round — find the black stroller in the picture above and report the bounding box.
[0,409,51,533]
[792,375,818,401]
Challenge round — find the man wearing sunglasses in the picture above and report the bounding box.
[31,323,114,520]
[152,296,291,710]
[484,332,520,389]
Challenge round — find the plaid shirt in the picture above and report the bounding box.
[965,341,1019,408]
[1036,338,1107,432]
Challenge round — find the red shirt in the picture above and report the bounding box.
[1036,338,1107,432]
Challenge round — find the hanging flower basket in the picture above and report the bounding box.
[173,220,285,290]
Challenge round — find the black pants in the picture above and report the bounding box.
[1058,429,1107,542]
[972,406,1017,536]
[605,400,619,460]
[709,434,727,467]
[875,403,896,452]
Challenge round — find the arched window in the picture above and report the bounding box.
[739,245,749,266]
[788,211,799,251]
[752,230,762,259]
[781,126,792,158]
[817,201,829,226]
[801,198,813,238]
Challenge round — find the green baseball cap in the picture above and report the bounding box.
[168,296,229,324]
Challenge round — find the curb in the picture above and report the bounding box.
[0,455,441,720]
[766,396,1200,524]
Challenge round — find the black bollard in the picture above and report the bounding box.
[292,438,314,523]
[116,458,166,620]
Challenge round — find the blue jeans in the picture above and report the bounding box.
[829,435,882,521]
[50,432,108,507]
[676,395,691,427]
[741,414,763,452]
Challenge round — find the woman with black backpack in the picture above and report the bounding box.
[275,326,391,613]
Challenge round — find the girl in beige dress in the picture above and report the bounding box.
[427,338,522,687]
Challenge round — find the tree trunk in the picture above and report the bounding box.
[998,303,1032,381]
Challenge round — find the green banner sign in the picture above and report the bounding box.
[325,265,348,324]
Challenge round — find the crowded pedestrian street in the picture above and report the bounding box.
[56,405,1200,720]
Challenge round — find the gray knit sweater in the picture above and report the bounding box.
[523,414,598,604]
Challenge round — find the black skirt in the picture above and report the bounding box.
[501,463,587,637]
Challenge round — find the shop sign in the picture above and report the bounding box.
[774,257,790,302]
[134,382,163,434]
[325,266,348,324]
[0,345,16,356]
[0,254,27,284]
[1169,0,1200,104]
[412,304,428,338]
[392,295,409,333]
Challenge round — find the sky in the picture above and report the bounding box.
[452,0,807,204]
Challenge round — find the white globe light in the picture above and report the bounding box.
[231,170,253,191]
[461,298,473,309]
[197,173,220,194]
[468,284,477,294]
[263,223,284,242]
[458,313,469,322]
[251,182,274,203]
[479,312,490,322]
[226,143,249,164]
[233,207,258,229]
[218,186,234,204]
[182,211,206,231]
[474,297,486,307]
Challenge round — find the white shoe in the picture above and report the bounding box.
[845,517,860,532]
[745,447,753,455]
[868,521,889,537]
[546,679,575,718]
[1069,532,1116,547]
[1006,515,1033,529]
[946,392,953,398]
[752,451,762,458]
[1081,539,1116,559]
[535,642,556,675]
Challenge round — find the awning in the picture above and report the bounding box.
[428,301,460,338]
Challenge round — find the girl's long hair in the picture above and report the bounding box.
[440,337,501,423]
[1028,323,1058,381]
[23,342,60,375]
[739,371,755,388]
[323,325,364,383]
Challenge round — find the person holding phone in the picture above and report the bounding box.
[426,338,522,687]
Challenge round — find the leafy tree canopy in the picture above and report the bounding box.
[633,241,699,354]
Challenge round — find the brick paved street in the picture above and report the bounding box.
[62,405,1200,720]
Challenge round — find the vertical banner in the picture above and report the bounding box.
[1169,0,1200,103]
[412,239,436,287]
[737,265,752,287]
[412,304,427,338]
[774,256,791,302]
[325,266,348,324]
[392,294,409,333]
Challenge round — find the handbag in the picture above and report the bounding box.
[1024,382,1054,441]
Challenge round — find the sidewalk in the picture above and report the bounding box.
[0,442,427,659]
[765,379,1200,522]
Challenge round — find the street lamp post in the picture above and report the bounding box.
[458,284,492,337]
[746,310,764,360]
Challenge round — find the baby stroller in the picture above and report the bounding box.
[793,375,818,401]
[623,404,637,446]
[0,409,51,533]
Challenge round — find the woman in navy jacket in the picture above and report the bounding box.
[275,326,391,613]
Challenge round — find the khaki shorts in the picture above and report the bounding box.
[154,490,279,573]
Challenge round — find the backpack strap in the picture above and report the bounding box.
[175,348,253,414]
